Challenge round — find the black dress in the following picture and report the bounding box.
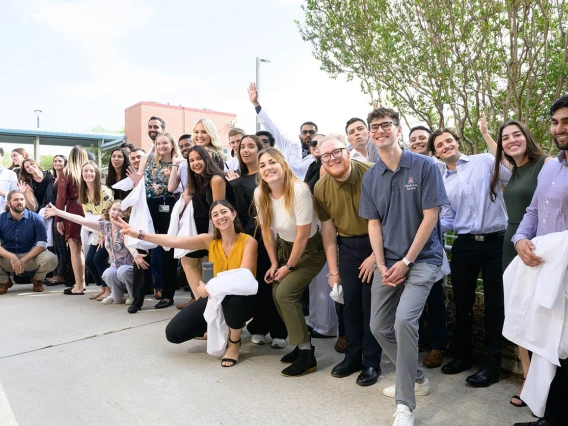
[31,171,54,211]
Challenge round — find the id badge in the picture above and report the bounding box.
[159,204,170,213]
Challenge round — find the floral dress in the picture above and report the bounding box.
[144,154,174,199]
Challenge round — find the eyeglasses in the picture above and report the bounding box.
[301,130,317,136]
[321,148,346,163]
[369,122,394,133]
[309,140,319,147]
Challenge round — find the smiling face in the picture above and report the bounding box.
[433,132,461,163]
[147,119,163,141]
[193,122,212,147]
[239,137,260,167]
[155,135,174,157]
[369,117,401,150]
[82,164,96,182]
[11,151,25,166]
[130,150,142,169]
[258,152,284,184]
[320,138,350,179]
[500,124,527,161]
[24,161,39,176]
[178,138,192,159]
[551,106,568,150]
[299,124,317,145]
[108,201,124,221]
[229,134,243,154]
[408,129,431,155]
[347,120,369,151]
[111,150,125,169]
[188,150,206,175]
[53,156,65,171]
[210,203,236,231]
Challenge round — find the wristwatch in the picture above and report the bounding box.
[402,257,414,269]
[285,263,296,271]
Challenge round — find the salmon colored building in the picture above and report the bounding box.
[125,102,237,157]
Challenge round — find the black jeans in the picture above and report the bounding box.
[450,234,505,370]
[544,357,568,424]
[418,279,447,350]
[246,240,288,339]
[85,244,109,287]
[132,250,150,309]
[166,295,254,344]
[147,197,178,300]
[337,235,382,369]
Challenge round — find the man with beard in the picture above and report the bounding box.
[431,127,511,388]
[147,116,165,143]
[345,118,379,163]
[0,190,58,295]
[248,82,315,180]
[407,125,448,369]
[314,134,382,387]
[512,94,568,426]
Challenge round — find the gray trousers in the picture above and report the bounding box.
[0,250,58,283]
[370,262,439,410]
[102,265,134,302]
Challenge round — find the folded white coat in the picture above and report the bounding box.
[163,197,198,258]
[203,268,258,357]
[329,283,344,304]
[114,177,157,250]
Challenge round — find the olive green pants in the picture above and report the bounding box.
[273,232,326,346]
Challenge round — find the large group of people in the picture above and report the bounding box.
[0,87,567,426]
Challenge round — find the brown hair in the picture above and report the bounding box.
[367,107,400,127]
[428,128,461,155]
[9,148,29,170]
[78,161,102,205]
[18,159,44,184]
[103,199,130,222]
[237,135,263,176]
[209,199,243,240]
[489,121,543,202]
[5,190,24,211]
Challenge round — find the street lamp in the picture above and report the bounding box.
[34,110,42,129]
[255,57,271,132]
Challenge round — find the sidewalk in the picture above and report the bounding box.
[0,284,533,426]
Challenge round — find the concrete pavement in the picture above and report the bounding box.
[0,283,535,426]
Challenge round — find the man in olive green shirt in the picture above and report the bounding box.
[314,134,382,387]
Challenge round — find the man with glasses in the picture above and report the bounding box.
[314,134,383,387]
[248,82,315,180]
[360,108,448,426]
[429,128,510,388]
[345,118,379,163]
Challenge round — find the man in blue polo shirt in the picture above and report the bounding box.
[0,190,58,295]
[359,107,448,426]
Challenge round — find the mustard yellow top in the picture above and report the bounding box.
[208,233,255,277]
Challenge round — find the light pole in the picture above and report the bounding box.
[255,57,271,132]
[34,109,42,128]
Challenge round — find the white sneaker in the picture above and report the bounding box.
[251,334,266,345]
[271,338,287,349]
[392,404,414,426]
[101,295,114,305]
[383,377,430,398]
[114,298,126,304]
[125,298,133,305]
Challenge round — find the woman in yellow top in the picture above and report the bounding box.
[115,199,257,367]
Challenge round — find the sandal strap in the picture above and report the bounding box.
[228,337,241,345]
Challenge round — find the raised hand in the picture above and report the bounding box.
[113,217,138,238]
[478,112,489,136]
[248,82,260,106]
[226,169,239,181]
[126,166,142,185]
[17,181,29,193]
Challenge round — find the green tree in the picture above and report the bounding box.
[297,0,568,152]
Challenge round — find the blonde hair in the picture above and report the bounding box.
[66,145,89,187]
[256,148,302,233]
[318,133,347,149]
[193,118,224,155]
[153,132,181,165]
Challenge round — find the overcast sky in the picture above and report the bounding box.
[0,0,382,146]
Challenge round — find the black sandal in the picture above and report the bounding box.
[510,394,527,407]
[221,337,241,367]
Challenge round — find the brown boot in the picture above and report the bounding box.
[423,349,443,368]
[32,278,44,293]
[335,336,346,354]
[0,278,14,295]
[176,299,196,310]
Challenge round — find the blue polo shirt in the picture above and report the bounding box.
[359,150,448,267]
[0,209,48,254]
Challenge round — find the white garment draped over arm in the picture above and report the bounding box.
[163,197,198,258]
[203,268,258,357]
[115,177,157,250]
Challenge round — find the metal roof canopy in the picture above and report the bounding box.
[0,128,125,168]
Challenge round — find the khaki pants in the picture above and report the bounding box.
[0,250,59,283]
[273,232,326,346]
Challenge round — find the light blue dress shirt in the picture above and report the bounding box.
[438,153,511,234]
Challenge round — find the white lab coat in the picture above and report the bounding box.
[114,177,157,251]
[503,230,568,417]
[163,197,198,258]
[203,268,258,357]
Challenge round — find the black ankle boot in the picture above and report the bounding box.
[281,347,317,377]
[280,346,299,363]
